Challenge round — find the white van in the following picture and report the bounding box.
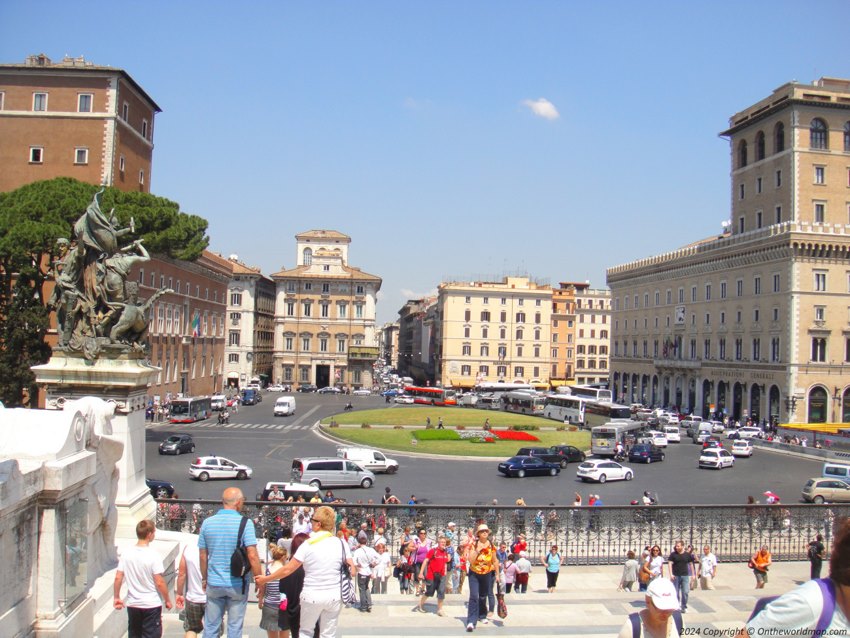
[693,423,713,444]
[823,461,850,482]
[274,396,297,416]
[336,446,399,474]
[211,394,227,411]
[664,425,681,443]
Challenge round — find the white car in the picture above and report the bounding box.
[394,394,414,404]
[698,448,735,470]
[648,430,668,447]
[576,459,634,483]
[711,421,726,433]
[190,455,253,482]
[268,384,285,392]
[663,426,681,443]
[731,440,754,457]
[738,426,763,439]
[664,414,680,425]
[352,388,372,396]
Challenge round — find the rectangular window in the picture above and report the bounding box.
[285,337,293,351]
[300,367,309,382]
[322,283,330,293]
[78,93,93,112]
[514,366,524,377]
[33,92,47,111]
[321,303,329,318]
[461,365,471,376]
[480,310,490,322]
[736,279,743,297]
[815,166,825,185]
[756,211,763,228]
[319,338,328,352]
[0,91,4,110]
[705,284,711,301]
[337,339,346,353]
[739,184,745,200]
[355,304,363,318]
[757,177,763,193]
[815,202,826,223]
[286,302,295,316]
[337,303,347,318]
[228,331,240,346]
[139,169,145,185]
[771,337,781,362]
[691,286,697,302]
[754,276,761,295]
[29,146,43,163]
[775,170,782,187]
[739,217,745,233]
[301,337,311,351]
[815,271,827,292]
[720,281,727,299]
[302,302,311,317]
[74,148,88,164]
[464,327,470,338]
[719,338,726,360]
[678,288,684,303]
[775,206,782,224]
[119,155,125,172]
[142,119,149,139]
[773,274,780,292]
[122,102,129,120]
[812,337,826,362]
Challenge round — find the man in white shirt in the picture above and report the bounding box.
[699,545,718,590]
[176,543,206,638]
[114,520,172,638]
[353,532,379,612]
[372,527,388,549]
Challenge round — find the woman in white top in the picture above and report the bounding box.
[258,506,355,638]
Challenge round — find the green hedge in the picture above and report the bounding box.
[509,424,540,431]
[412,430,461,441]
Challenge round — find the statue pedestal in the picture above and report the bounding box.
[33,352,160,537]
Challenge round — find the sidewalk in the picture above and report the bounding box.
[161,561,812,637]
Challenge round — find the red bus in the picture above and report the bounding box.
[404,386,458,406]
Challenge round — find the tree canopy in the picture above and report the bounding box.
[0,177,210,406]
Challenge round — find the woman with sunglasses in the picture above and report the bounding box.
[640,545,665,592]
[464,524,501,632]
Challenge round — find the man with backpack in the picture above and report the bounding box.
[198,487,262,638]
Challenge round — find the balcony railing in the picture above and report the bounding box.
[155,501,843,565]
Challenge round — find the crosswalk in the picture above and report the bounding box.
[147,421,312,431]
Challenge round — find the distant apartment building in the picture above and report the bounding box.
[435,276,552,389]
[397,298,437,385]
[550,284,577,387]
[200,253,276,389]
[574,285,612,386]
[607,77,850,424]
[129,251,229,401]
[0,53,160,193]
[380,322,400,370]
[272,230,382,389]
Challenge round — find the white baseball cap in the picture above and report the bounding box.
[646,578,679,611]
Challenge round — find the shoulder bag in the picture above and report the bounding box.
[339,538,357,606]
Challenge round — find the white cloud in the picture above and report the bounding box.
[522,97,560,121]
[400,287,437,300]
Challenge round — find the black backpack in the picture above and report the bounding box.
[230,516,250,593]
[628,610,683,638]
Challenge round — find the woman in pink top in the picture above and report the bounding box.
[413,529,432,595]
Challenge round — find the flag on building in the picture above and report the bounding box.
[192,310,200,337]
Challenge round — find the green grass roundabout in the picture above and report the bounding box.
[319,406,590,457]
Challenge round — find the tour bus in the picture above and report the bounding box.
[543,394,587,424]
[583,400,633,429]
[473,382,534,397]
[562,385,613,403]
[169,396,212,423]
[591,420,648,456]
[501,391,545,415]
[403,386,458,406]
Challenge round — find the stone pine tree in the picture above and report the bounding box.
[0,177,209,407]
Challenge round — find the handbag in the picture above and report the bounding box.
[638,563,652,584]
[496,580,508,618]
[339,539,357,606]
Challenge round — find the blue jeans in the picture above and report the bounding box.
[672,574,689,610]
[203,585,248,638]
[465,571,494,627]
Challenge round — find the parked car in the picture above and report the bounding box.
[297,384,318,393]
[317,386,341,394]
[394,394,414,404]
[698,448,735,470]
[146,478,176,499]
[628,443,666,464]
[189,455,253,481]
[268,384,285,392]
[498,456,561,478]
[802,478,850,504]
[515,446,584,469]
[576,459,634,483]
[352,388,372,396]
[731,440,754,457]
[158,434,195,455]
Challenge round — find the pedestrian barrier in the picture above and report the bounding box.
[155,500,846,565]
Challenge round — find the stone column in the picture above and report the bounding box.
[33,352,160,537]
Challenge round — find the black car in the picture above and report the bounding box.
[298,384,318,393]
[158,434,195,455]
[516,446,584,469]
[498,455,561,478]
[317,386,341,394]
[146,478,176,499]
[627,443,666,464]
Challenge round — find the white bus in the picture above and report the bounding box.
[561,385,613,403]
[584,400,633,429]
[502,391,545,415]
[543,395,586,424]
[474,382,534,397]
[591,421,649,456]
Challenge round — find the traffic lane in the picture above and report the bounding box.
[372,437,825,507]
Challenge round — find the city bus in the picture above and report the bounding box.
[583,400,633,429]
[501,391,545,415]
[169,396,213,423]
[591,420,649,456]
[473,382,534,397]
[561,385,613,403]
[403,386,458,406]
[542,394,586,424]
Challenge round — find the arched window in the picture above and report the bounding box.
[755,131,765,161]
[738,140,748,168]
[808,386,828,423]
[774,122,785,153]
[303,247,312,265]
[844,122,850,152]
[810,118,828,149]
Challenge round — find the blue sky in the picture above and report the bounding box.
[3,1,850,323]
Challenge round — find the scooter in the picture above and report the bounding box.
[217,411,230,425]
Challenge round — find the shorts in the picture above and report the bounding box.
[259,604,280,631]
[183,601,205,634]
[424,573,446,600]
[754,569,768,584]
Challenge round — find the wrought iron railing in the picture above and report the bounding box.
[154,500,845,565]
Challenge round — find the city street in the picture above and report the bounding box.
[146,395,825,506]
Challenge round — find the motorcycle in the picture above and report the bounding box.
[631,492,671,526]
[217,411,230,425]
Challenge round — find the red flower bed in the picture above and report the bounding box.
[491,429,540,442]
